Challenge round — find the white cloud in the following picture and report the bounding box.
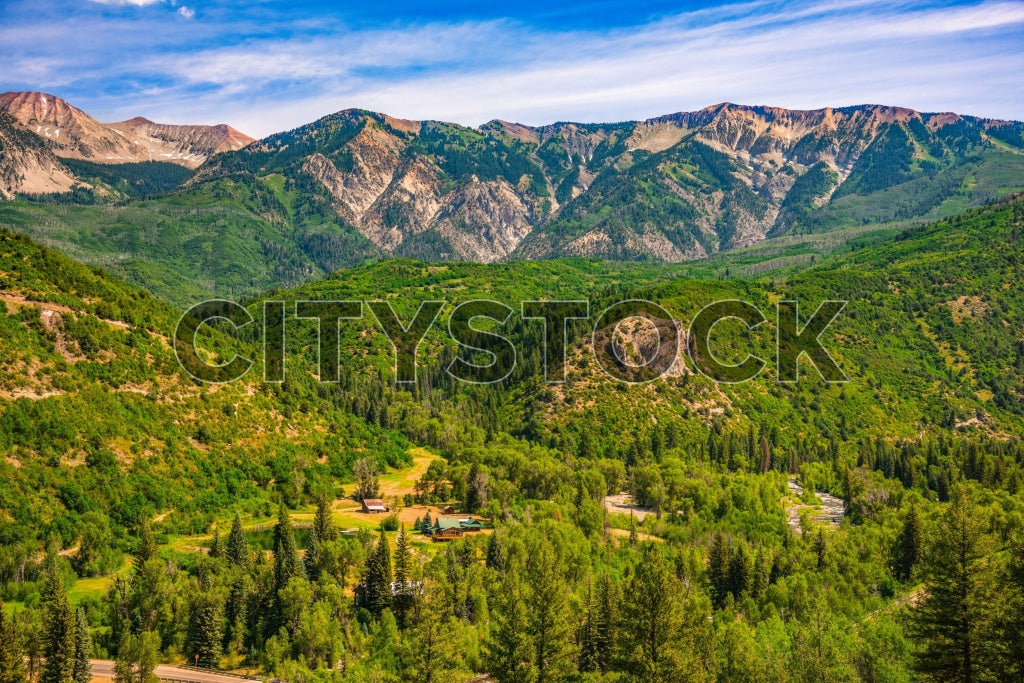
[177,6,194,19]
[88,0,165,6]
[5,0,1024,136]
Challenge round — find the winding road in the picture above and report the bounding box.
[90,660,262,683]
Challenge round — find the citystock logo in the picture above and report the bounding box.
[173,298,849,386]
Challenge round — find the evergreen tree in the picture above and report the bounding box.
[225,513,248,567]
[307,496,335,582]
[579,580,601,673]
[727,544,750,599]
[270,503,304,636]
[624,543,689,680]
[593,572,619,674]
[407,580,459,683]
[208,528,223,560]
[393,524,412,586]
[364,528,393,616]
[464,463,481,513]
[708,531,731,609]
[813,530,827,570]
[134,517,156,570]
[0,603,27,683]
[306,523,323,584]
[910,486,997,681]
[526,539,574,682]
[894,504,924,582]
[628,513,638,548]
[486,531,507,571]
[996,535,1024,681]
[484,567,535,683]
[312,496,335,543]
[751,549,770,600]
[41,563,76,683]
[272,502,304,595]
[72,609,91,683]
[185,590,222,668]
[392,524,414,620]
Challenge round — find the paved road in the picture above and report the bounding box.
[90,660,260,683]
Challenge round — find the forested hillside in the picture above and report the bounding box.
[3,103,1024,305]
[0,198,1023,681]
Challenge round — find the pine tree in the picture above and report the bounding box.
[0,603,27,683]
[225,513,248,567]
[526,540,574,682]
[910,486,997,681]
[486,531,507,571]
[72,609,91,683]
[996,535,1024,681]
[593,572,619,674]
[484,567,535,683]
[813,530,827,570]
[313,496,335,543]
[624,543,686,679]
[894,504,923,582]
[708,531,731,609]
[408,580,459,683]
[222,576,247,654]
[41,563,76,683]
[727,544,750,599]
[185,590,222,669]
[628,513,638,548]
[306,497,335,582]
[751,549,770,600]
[393,524,412,586]
[392,524,414,620]
[364,528,393,616]
[306,523,323,584]
[270,503,304,636]
[208,528,223,560]
[464,463,481,513]
[579,580,600,673]
[272,502,304,595]
[135,517,156,570]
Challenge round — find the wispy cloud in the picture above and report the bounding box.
[2,0,1023,136]
[88,0,165,6]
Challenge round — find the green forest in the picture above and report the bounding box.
[0,194,1023,682]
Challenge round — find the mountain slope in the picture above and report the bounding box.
[196,103,1024,264]
[0,226,412,548]
[0,111,78,198]
[0,91,254,168]
[2,100,1023,304]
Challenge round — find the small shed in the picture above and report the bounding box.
[361,498,389,514]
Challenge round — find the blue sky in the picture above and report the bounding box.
[1,0,1023,137]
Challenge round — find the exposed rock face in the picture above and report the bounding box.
[196,102,1024,262]
[0,92,254,168]
[0,111,77,198]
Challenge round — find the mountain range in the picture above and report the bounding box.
[0,91,253,197]
[1,91,1023,302]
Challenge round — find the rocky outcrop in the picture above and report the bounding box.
[0,92,253,169]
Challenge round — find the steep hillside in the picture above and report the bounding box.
[0,91,254,168]
[198,103,1024,263]
[0,227,413,554]
[2,102,1022,303]
[0,111,78,198]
